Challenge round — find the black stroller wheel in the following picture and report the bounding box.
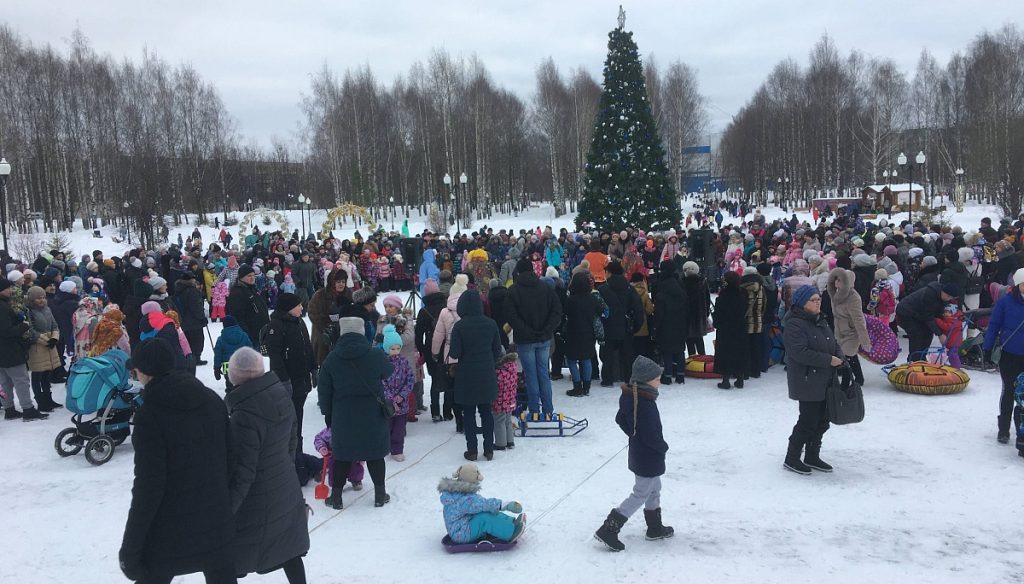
[55,428,83,457]
[84,435,116,466]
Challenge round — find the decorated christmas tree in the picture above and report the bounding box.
[576,7,679,231]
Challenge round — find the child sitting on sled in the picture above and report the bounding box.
[438,463,525,544]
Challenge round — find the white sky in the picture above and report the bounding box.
[4,0,1019,148]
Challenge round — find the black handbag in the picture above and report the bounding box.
[826,364,864,425]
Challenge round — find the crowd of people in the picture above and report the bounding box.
[2,199,1024,576]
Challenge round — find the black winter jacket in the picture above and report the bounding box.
[616,383,668,477]
[0,296,28,368]
[505,271,562,344]
[225,372,309,575]
[782,306,843,401]
[896,281,947,336]
[120,372,233,579]
[449,290,503,406]
[653,274,689,354]
[318,333,393,461]
[173,279,208,332]
[563,290,601,360]
[415,292,447,373]
[264,310,315,393]
[712,284,749,375]
[598,275,644,341]
[226,282,270,346]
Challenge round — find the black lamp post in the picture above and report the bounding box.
[898,151,926,225]
[0,157,10,253]
[123,201,131,245]
[458,172,467,234]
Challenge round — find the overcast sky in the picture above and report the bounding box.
[5,1,1019,148]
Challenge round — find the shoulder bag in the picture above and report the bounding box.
[826,364,865,425]
[992,317,1024,365]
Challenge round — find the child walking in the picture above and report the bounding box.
[210,280,229,322]
[438,463,525,544]
[313,427,365,491]
[382,325,415,461]
[493,352,518,451]
[594,355,673,552]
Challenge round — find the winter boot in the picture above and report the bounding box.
[997,415,1010,444]
[42,390,63,411]
[674,375,686,385]
[21,408,48,422]
[351,481,363,491]
[783,441,812,475]
[4,407,22,420]
[735,377,744,389]
[463,451,478,461]
[509,513,527,543]
[374,485,391,507]
[804,443,833,472]
[325,490,343,510]
[660,375,672,385]
[717,379,731,390]
[582,380,591,395]
[594,509,627,552]
[643,508,674,540]
[566,382,586,397]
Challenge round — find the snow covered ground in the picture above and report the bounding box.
[3,200,1021,583]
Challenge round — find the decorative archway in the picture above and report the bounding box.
[238,208,290,239]
[320,204,377,240]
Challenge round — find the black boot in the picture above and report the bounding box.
[567,382,586,397]
[735,377,744,389]
[582,380,591,395]
[325,490,343,510]
[374,485,390,507]
[21,407,49,422]
[660,374,672,385]
[594,509,627,552]
[675,375,686,385]
[804,442,833,472]
[997,415,1010,444]
[783,441,811,475]
[4,407,22,420]
[717,378,731,389]
[643,508,674,540]
[42,390,63,411]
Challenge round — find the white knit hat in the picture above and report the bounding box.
[7,270,23,282]
[1014,268,1024,287]
[227,347,266,385]
[59,280,77,293]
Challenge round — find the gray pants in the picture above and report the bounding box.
[493,412,515,448]
[616,474,662,519]
[0,365,35,410]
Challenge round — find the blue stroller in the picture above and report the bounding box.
[54,349,143,465]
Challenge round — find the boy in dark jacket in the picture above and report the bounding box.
[213,315,253,393]
[594,356,673,552]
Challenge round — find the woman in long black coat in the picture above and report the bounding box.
[225,347,309,583]
[318,317,394,509]
[681,262,711,356]
[265,293,316,446]
[712,271,749,389]
[563,272,601,397]
[448,289,504,461]
[654,261,689,384]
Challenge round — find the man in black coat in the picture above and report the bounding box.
[174,272,209,366]
[120,338,235,583]
[505,257,562,419]
[265,293,315,445]
[226,264,270,347]
[896,281,959,361]
[598,262,644,387]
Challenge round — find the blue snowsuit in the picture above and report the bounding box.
[419,248,440,296]
[438,476,514,543]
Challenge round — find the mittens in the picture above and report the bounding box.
[214,368,222,381]
[503,501,523,514]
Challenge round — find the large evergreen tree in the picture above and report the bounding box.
[577,10,679,231]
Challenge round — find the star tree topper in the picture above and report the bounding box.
[617,5,626,29]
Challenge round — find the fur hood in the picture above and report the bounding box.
[827,268,857,303]
[497,352,518,367]
[437,476,481,494]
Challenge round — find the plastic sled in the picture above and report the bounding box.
[516,412,588,437]
[442,535,518,553]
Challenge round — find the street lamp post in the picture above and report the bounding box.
[898,151,926,226]
[246,198,252,212]
[0,158,10,253]
[955,167,965,212]
[458,172,467,234]
[389,196,395,231]
[123,201,131,245]
[443,173,453,233]
[298,194,307,238]
[305,198,312,240]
